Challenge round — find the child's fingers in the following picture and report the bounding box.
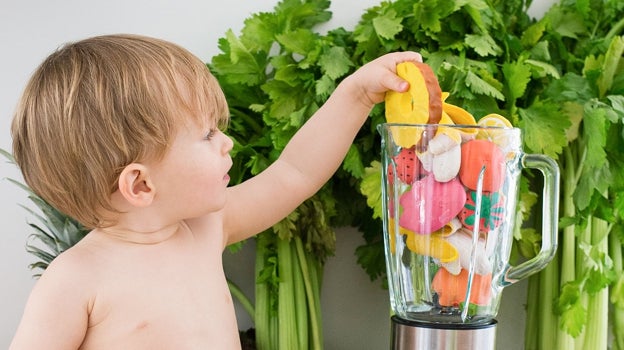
[383,51,423,92]
[382,74,410,93]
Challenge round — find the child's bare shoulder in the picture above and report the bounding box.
[37,236,101,296]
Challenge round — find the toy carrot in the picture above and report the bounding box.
[432,268,492,307]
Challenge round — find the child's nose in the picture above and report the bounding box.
[222,133,234,154]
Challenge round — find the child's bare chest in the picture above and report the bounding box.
[78,237,240,348]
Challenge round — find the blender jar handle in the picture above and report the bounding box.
[504,153,560,284]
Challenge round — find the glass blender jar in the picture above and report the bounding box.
[378,123,559,349]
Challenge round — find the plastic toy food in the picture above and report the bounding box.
[388,146,426,185]
[432,268,492,307]
[385,62,442,127]
[443,229,492,275]
[384,62,442,149]
[459,190,506,233]
[398,176,466,234]
[459,139,505,192]
[388,218,459,263]
[477,113,513,148]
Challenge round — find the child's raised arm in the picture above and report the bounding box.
[222,51,422,245]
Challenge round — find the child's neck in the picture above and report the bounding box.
[97,221,186,245]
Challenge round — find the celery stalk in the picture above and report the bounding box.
[611,232,624,350]
[540,252,558,350]
[227,279,255,322]
[277,238,298,350]
[583,288,608,350]
[255,234,324,350]
[291,239,308,350]
[270,313,278,349]
[255,234,272,350]
[573,221,592,350]
[583,218,610,350]
[557,148,577,349]
[295,237,323,350]
[306,246,324,349]
[614,307,624,350]
[525,274,540,350]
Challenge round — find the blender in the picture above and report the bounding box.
[378,123,560,350]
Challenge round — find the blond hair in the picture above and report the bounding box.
[11,34,229,228]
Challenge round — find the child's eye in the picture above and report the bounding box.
[204,129,217,140]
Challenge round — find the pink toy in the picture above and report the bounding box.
[399,175,466,234]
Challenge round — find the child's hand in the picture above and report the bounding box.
[342,51,423,110]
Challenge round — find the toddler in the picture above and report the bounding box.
[9,33,421,349]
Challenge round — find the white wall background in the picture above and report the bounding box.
[0,0,554,348]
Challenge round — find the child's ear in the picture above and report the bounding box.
[117,163,155,207]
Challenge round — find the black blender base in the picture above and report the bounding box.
[390,315,497,350]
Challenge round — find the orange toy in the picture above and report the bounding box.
[432,268,492,306]
[458,139,505,192]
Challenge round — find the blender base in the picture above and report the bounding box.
[390,315,497,350]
